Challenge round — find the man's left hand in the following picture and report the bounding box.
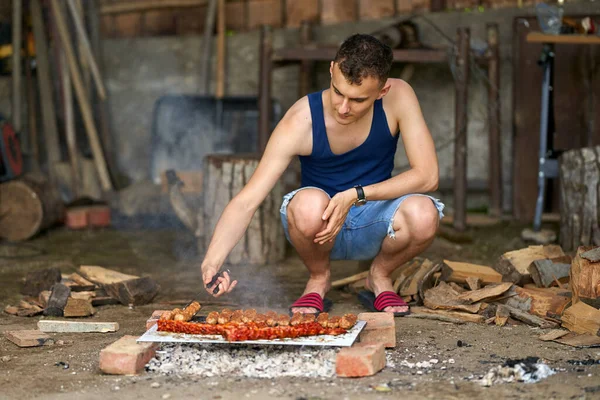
[314,189,355,245]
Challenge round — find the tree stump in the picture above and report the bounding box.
[0,174,64,241]
[203,154,285,265]
[559,146,600,251]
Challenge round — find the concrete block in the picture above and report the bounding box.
[99,335,157,375]
[336,343,386,377]
[4,330,54,347]
[357,312,396,348]
[38,320,118,333]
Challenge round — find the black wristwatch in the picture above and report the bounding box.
[354,185,367,206]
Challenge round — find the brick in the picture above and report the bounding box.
[146,310,169,330]
[99,335,158,375]
[336,343,386,377]
[4,330,54,348]
[65,205,111,229]
[65,208,88,229]
[87,206,111,227]
[357,312,396,348]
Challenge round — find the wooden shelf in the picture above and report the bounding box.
[273,47,449,64]
[526,31,600,45]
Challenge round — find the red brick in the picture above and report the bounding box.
[357,312,396,348]
[65,208,88,229]
[146,310,169,330]
[87,206,111,227]
[336,343,386,377]
[4,330,53,347]
[99,335,158,375]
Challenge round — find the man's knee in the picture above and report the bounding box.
[287,189,329,237]
[394,196,439,242]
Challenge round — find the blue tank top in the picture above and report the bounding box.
[299,90,399,197]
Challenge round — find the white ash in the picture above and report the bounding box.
[478,359,555,387]
[146,343,337,378]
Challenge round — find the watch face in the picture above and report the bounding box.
[355,199,367,206]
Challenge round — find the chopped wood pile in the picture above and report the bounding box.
[4,265,159,318]
[333,244,600,347]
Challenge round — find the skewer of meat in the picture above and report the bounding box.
[339,314,357,329]
[174,301,202,321]
[265,311,277,327]
[206,311,219,324]
[327,316,341,328]
[275,314,290,326]
[218,309,233,324]
[254,313,267,324]
[290,312,304,326]
[159,310,174,321]
[241,309,257,323]
[230,310,244,323]
[316,312,329,327]
[302,314,316,324]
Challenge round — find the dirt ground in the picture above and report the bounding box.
[0,221,598,400]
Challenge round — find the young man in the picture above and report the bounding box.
[201,34,444,315]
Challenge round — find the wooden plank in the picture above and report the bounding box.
[528,258,571,288]
[63,298,95,317]
[4,330,53,347]
[410,307,484,323]
[247,0,282,30]
[38,320,118,333]
[561,301,600,336]
[79,266,139,285]
[526,32,600,45]
[423,282,482,314]
[69,273,96,288]
[505,286,571,318]
[321,0,356,25]
[503,304,558,329]
[103,277,159,306]
[457,282,513,304]
[571,246,600,307]
[274,47,448,64]
[539,329,570,341]
[441,260,503,284]
[494,245,565,284]
[285,0,318,28]
[554,332,600,347]
[358,0,394,21]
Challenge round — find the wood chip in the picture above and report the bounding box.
[466,277,480,291]
[538,329,570,341]
[457,282,513,303]
[423,282,482,314]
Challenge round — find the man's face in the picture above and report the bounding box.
[328,62,388,126]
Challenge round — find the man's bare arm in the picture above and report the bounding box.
[363,80,439,201]
[200,98,311,292]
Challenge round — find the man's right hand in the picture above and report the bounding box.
[202,266,237,297]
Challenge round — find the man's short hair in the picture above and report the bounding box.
[334,34,393,86]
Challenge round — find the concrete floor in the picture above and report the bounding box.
[0,222,598,399]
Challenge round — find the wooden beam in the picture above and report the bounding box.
[273,47,448,64]
[100,0,208,15]
[526,32,600,45]
[258,25,273,152]
[486,23,502,218]
[11,0,22,135]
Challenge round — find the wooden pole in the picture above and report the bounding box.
[453,28,470,232]
[298,21,313,98]
[50,0,113,192]
[31,0,61,178]
[24,51,39,170]
[486,23,502,218]
[66,0,107,100]
[12,0,23,136]
[61,49,81,197]
[258,25,273,152]
[216,0,225,100]
[199,0,218,94]
[86,0,120,187]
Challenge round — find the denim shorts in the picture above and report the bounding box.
[280,186,445,261]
